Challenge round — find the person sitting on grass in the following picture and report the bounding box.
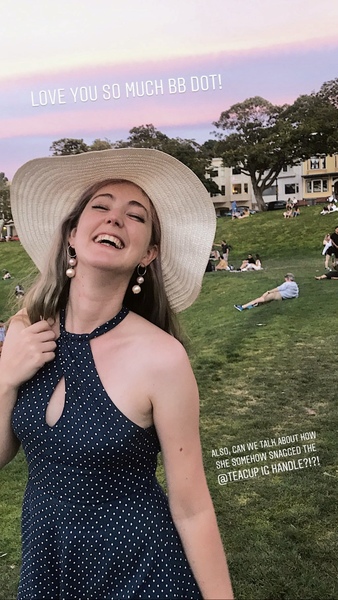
[239,253,256,271]
[315,265,338,280]
[243,254,263,271]
[234,273,299,311]
[215,256,229,271]
[238,208,250,219]
[15,284,25,297]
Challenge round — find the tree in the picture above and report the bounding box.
[90,138,113,151]
[213,97,297,210]
[49,138,89,155]
[317,78,338,110]
[114,124,170,150]
[115,124,215,190]
[283,93,338,157]
[0,173,11,221]
[213,95,338,211]
[49,125,220,194]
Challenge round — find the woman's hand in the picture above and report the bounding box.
[0,314,57,391]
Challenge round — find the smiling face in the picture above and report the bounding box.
[69,181,158,276]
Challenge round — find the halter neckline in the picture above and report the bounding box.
[59,306,129,340]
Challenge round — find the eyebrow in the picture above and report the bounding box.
[91,193,149,216]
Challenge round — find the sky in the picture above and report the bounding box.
[1,0,338,178]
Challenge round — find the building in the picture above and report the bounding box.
[262,164,302,205]
[1,219,18,240]
[206,158,256,216]
[207,154,338,214]
[302,154,338,204]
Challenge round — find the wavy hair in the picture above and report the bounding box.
[23,179,183,341]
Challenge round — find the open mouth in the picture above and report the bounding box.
[94,234,125,249]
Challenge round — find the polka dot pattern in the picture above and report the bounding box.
[12,307,202,599]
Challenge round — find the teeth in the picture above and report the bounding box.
[94,234,124,249]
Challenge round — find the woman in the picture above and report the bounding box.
[322,233,334,270]
[239,254,256,271]
[315,265,338,280]
[0,149,233,600]
[254,254,262,269]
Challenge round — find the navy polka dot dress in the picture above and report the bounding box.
[12,308,202,600]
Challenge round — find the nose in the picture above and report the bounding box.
[105,209,124,228]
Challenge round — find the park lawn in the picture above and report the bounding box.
[0,207,338,599]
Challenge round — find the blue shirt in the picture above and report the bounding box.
[277,281,299,299]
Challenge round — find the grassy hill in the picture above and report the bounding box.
[0,207,337,599]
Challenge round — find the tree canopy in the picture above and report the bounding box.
[317,77,338,110]
[49,138,90,155]
[90,138,113,152]
[49,126,218,193]
[0,173,11,221]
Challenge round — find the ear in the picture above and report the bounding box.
[68,227,77,246]
[141,244,158,267]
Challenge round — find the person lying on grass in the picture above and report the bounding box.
[234,273,299,311]
[315,265,338,280]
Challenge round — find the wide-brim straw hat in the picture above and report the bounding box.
[11,148,216,312]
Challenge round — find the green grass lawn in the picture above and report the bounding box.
[1,208,338,599]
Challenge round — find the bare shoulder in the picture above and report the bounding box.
[126,311,191,373]
[7,309,31,332]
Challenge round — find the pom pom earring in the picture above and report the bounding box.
[132,264,147,294]
[66,245,77,278]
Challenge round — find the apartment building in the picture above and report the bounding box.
[207,155,338,214]
[302,154,338,204]
[262,164,302,205]
[206,158,255,215]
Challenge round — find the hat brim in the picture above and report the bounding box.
[11,148,216,312]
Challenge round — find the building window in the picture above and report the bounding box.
[221,185,225,196]
[262,185,277,196]
[310,158,320,169]
[244,183,248,193]
[232,167,241,175]
[285,184,299,194]
[310,156,326,169]
[282,165,288,172]
[232,184,242,194]
[306,179,329,193]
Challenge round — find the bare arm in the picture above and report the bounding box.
[152,341,234,600]
[0,313,56,469]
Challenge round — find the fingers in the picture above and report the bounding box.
[22,320,56,343]
[0,317,58,388]
[29,319,56,334]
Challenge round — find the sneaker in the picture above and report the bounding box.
[234,304,243,311]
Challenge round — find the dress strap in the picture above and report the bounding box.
[59,306,129,340]
[89,307,129,339]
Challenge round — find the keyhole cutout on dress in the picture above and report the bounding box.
[45,377,66,427]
